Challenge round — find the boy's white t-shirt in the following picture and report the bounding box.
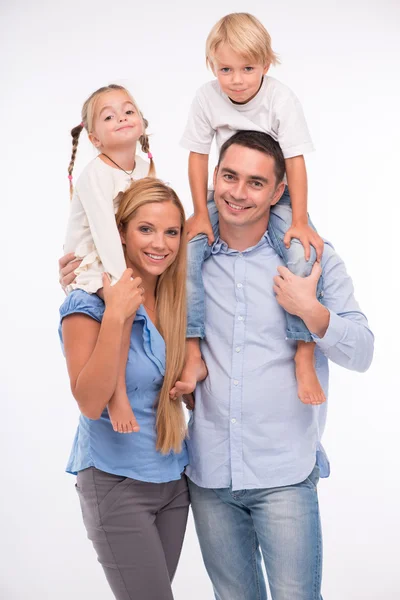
[180,76,314,159]
[64,155,149,294]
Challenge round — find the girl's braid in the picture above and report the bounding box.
[67,123,84,199]
[139,117,156,177]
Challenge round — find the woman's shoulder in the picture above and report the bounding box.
[59,289,105,323]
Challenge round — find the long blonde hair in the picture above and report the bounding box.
[67,84,155,199]
[116,177,187,454]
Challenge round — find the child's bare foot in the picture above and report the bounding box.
[108,391,140,433]
[170,339,208,401]
[295,341,326,406]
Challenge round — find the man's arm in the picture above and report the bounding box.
[273,243,374,373]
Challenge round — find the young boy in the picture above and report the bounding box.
[174,13,325,406]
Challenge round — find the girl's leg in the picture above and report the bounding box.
[95,290,139,433]
[76,468,180,600]
[269,188,325,405]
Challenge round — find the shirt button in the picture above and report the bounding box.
[233,379,239,386]
[237,283,243,289]
[235,346,241,352]
[231,418,237,424]
[238,316,244,321]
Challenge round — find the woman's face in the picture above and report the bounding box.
[120,201,182,279]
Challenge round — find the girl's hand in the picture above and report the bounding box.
[186,212,215,244]
[102,269,144,322]
[283,222,324,262]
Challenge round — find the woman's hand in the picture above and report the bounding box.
[103,269,144,322]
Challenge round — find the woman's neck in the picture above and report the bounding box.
[129,266,158,303]
[99,145,137,171]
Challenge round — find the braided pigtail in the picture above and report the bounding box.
[139,117,156,177]
[67,123,85,199]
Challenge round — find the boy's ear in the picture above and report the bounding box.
[263,62,271,76]
[88,132,101,148]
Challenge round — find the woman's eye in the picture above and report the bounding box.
[166,230,179,236]
[139,226,151,233]
[126,110,134,115]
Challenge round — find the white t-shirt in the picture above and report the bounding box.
[64,155,149,294]
[180,76,314,159]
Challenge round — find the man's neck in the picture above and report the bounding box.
[218,214,270,251]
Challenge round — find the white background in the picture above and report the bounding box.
[1,0,400,598]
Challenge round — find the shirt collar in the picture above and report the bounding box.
[211,230,273,255]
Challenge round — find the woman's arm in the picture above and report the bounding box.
[62,270,144,419]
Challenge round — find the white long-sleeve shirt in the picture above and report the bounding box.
[64,155,149,293]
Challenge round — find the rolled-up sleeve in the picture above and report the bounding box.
[311,244,374,372]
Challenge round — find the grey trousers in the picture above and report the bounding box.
[76,467,190,600]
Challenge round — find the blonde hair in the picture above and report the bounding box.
[206,12,279,70]
[67,84,155,199]
[116,177,187,455]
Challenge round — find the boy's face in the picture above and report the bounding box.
[212,44,269,104]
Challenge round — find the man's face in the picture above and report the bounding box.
[213,144,285,230]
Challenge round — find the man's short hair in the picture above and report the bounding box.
[218,131,286,185]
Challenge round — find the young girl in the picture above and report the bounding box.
[65,83,155,433]
[179,13,326,406]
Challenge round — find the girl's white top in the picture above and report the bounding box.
[64,155,149,294]
[180,76,314,159]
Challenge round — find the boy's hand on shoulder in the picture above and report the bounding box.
[186,213,215,245]
[283,222,324,262]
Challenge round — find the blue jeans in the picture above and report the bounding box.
[186,188,324,341]
[188,464,323,600]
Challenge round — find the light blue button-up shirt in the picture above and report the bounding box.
[186,233,373,491]
[59,290,188,483]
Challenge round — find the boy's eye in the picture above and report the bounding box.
[244,67,254,72]
[220,67,231,73]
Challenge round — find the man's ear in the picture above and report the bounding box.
[271,181,286,206]
[213,165,219,189]
[88,132,101,148]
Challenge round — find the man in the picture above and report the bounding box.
[183,131,373,600]
[59,131,373,600]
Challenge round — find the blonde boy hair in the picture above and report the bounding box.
[206,12,279,70]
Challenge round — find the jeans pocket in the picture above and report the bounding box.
[305,464,320,492]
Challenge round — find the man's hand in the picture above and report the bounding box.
[59,252,82,292]
[283,222,324,262]
[273,262,322,318]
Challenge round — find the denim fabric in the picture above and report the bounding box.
[188,464,323,600]
[186,188,323,341]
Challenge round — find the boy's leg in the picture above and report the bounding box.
[269,190,325,405]
[249,464,323,600]
[188,479,267,600]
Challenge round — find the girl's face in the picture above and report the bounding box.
[89,90,144,151]
[120,202,182,281]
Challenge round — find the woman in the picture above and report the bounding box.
[59,177,190,600]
